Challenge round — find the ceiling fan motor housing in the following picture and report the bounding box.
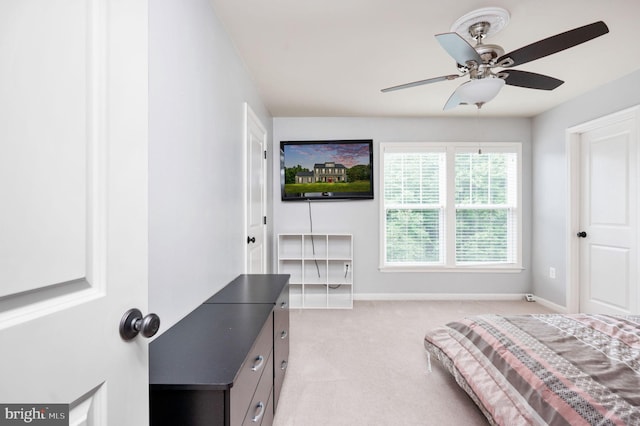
[457,43,505,77]
[454,14,508,80]
[475,43,505,64]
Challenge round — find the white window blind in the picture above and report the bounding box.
[381,143,521,271]
[455,151,518,265]
[383,151,445,264]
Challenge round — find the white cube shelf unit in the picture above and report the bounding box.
[277,234,353,309]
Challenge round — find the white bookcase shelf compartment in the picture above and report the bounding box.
[277,234,353,309]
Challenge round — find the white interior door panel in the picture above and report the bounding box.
[0,1,149,423]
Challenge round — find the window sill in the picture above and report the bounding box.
[379,265,524,273]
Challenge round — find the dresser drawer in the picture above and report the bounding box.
[273,286,289,409]
[261,391,274,426]
[242,350,273,426]
[244,389,273,426]
[230,313,274,426]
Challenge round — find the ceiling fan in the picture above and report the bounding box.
[381,7,609,110]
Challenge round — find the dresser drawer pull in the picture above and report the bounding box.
[280,360,288,371]
[280,330,288,339]
[251,355,265,371]
[251,401,265,423]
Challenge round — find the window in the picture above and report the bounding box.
[380,142,521,271]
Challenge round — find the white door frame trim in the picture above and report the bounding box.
[244,102,268,273]
[565,105,640,313]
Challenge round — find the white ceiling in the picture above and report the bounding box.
[209,0,640,118]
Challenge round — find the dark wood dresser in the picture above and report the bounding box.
[149,274,290,426]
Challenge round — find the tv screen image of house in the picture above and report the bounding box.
[280,139,374,201]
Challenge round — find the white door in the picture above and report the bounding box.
[578,116,638,314]
[245,104,268,273]
[0,1,150,424]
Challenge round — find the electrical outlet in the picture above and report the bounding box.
[549,267,556,279]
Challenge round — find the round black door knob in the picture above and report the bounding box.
[577,231,587,238]
[119,308,161,341]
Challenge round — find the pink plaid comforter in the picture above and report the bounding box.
[424,314,640,426]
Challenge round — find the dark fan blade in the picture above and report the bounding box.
[497,21,609,67]
[435,33,482,66]
[381,74,460,93]
[501,69,564,90]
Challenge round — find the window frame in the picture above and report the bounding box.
[379,141,523,273]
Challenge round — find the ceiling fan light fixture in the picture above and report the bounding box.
[456,77,505,107]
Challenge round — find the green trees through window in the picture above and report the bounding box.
[381,143,520,269]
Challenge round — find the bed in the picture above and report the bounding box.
[424,314,640,425]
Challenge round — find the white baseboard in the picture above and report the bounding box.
[353,293,569,313]
[354,293,528,302]
[530,295,568,313]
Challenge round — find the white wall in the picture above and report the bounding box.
[273,117,532,297]
[149,0,272,330]
[531,69,640,307]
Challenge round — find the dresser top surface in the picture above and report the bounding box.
[204,274,289,304]
[150,302,273,390]
[150,274,289,390]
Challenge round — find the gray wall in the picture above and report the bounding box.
[273,117,532,297]
[149,0,272,330]
[531,69,640,307]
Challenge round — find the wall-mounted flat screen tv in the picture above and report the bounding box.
[280,139,374,201]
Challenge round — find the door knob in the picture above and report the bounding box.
[577,231,587,238]
[247,236,256,244]
[119,308,161,341]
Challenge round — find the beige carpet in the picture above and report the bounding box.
[273,299,554,426]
